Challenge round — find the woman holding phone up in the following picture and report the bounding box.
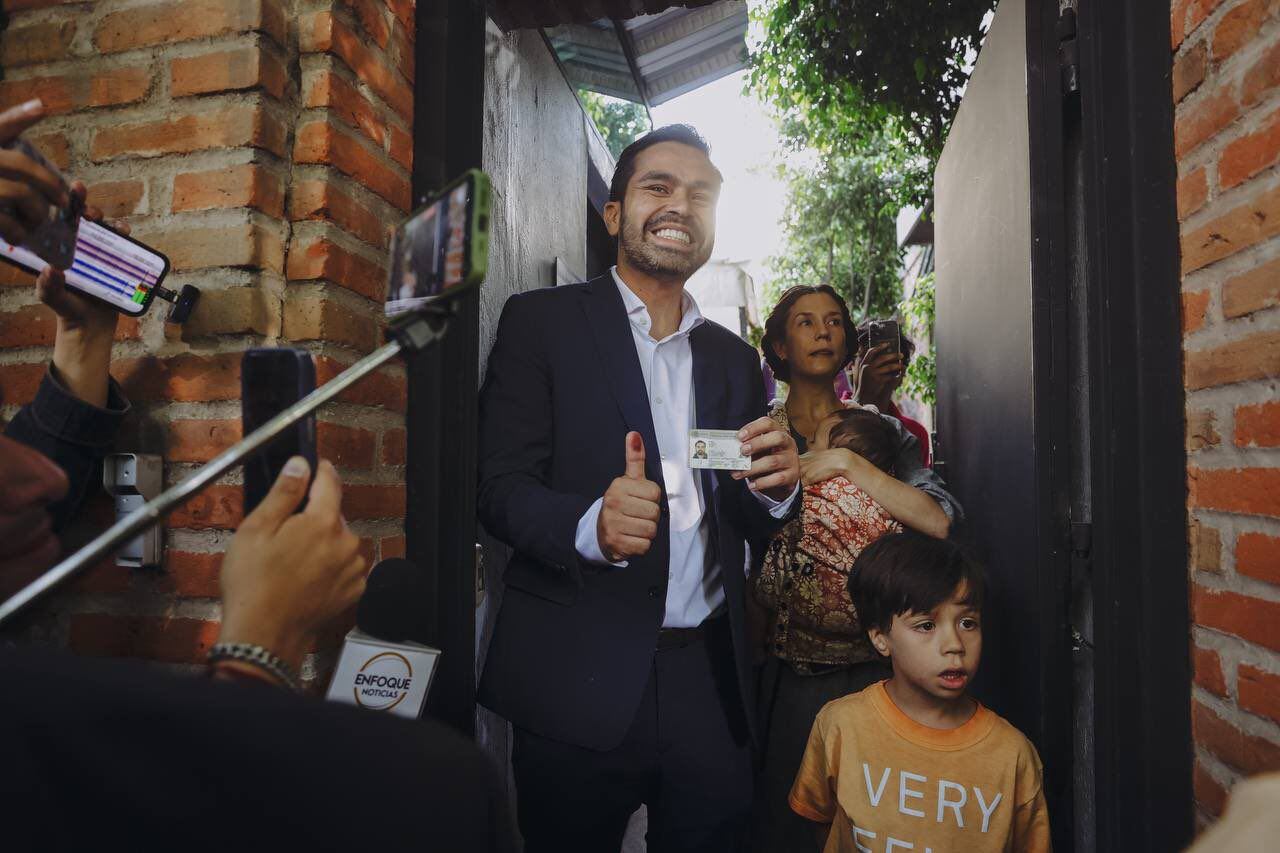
[852,318,932,467]
[748,284,961,852]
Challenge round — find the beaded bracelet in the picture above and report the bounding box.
[207,642,302,693]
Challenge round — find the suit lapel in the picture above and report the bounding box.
[579,275,663,486]
[690,323,726,432]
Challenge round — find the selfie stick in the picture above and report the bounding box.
[0,308,452,629]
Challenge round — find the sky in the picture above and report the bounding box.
[650,69,791,284]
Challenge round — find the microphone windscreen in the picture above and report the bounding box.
[355,558,423,643]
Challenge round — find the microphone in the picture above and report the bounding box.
[325,558,441,718]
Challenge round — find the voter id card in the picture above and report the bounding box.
[688,429,751,471]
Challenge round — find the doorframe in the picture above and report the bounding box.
[1024,1,1077,847]
[407,0,486,735]
[1072,0,1194,848]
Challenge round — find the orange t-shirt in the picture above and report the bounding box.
[789,682,1052,853]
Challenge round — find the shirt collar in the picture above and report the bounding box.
[610,266,704,340]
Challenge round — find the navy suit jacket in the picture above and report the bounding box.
[476,274,792,751]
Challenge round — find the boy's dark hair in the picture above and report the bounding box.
[608,124,715,205]
[849,532,986,634]
[825,408,897,474]
[856,318,917,365]
[761,284,858,383]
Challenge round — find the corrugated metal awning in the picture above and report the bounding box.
[488,0,724,31]
[524,1,749,107]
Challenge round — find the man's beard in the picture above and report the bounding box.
[618,209,711,279]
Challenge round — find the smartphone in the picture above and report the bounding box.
[0,217,169,316]
[241,348,317,515]
[866,319,901,355]
[1,137,80,269]
[384,169,490,316]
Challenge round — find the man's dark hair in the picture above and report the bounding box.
[849,532,986,634]
[761,284,858,383]
[856,318,917,365]
[609,124,714,205]
[825,408,897,474]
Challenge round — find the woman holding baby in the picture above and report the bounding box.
[748,284,963,852]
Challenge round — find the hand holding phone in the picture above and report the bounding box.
[1,137,80,269]
[0,207,169,317]
[242,349,318,515]
[0,99,72,256]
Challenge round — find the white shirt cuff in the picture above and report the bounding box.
[752,482,800,518]
[575,497,628,567]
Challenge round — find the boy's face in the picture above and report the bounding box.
[868,582,983,701]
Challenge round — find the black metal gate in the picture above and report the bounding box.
[934,1,1192,850]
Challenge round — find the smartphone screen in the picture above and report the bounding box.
[241,349,317,515]
[385,170,489,316]
[0,219,169,316]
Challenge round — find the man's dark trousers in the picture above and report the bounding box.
[476,275,792,852]
[513,616,752,852]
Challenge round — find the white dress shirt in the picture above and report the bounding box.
[574,268,797,628]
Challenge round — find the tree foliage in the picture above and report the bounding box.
[750,0,995,206]
[764,151,902,325]
[899,271,937,405]
[578,90,651,159]
[752,0,994,405]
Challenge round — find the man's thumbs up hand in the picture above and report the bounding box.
[597,431,662,563]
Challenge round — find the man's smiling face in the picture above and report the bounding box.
[605,140,721,281]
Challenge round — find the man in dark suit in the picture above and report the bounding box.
[477,125,801,852]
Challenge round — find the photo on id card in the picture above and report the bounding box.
[688,429,750,471]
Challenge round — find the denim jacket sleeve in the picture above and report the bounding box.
[4,367,131,531]
[882,413,964,526]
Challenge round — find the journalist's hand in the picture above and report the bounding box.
[596,431,662,563]
[38,181,124,338]
[0,99,68,246]
[218,458,367,671]
[39,182,125,408]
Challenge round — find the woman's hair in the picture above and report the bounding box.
[761,284,858,383]
[848,532,987,634]
[824,408,897,474]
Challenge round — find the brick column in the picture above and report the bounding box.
[0,0,413,678]
[1172,0,1280,827]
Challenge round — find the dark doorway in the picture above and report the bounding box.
[586,159,614,280]
[407,0,487,735]
[933,1,1191,850]
[586,204,615,280]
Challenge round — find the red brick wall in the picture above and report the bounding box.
[1173,0,1280,827]
[0,0,413,679]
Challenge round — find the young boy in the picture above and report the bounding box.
[788,532,1052,852]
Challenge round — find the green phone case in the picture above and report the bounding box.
[404,168,490,294]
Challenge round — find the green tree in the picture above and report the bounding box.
[765,150,903,325]
[899,271,937,405]
[750,0,995,206]
[579,90,651,159]
[752,1,990,403]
